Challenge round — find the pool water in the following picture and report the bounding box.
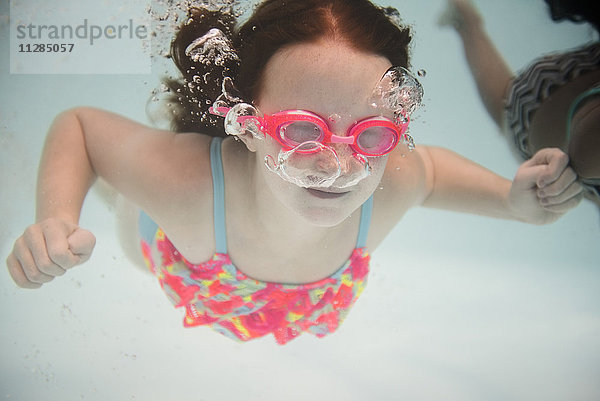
[1,1,599,400]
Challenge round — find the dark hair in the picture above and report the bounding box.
[162,0,412,135]
[544,0,600,32]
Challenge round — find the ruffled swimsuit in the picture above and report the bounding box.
[139,137,373,344]
[505,41,599,159]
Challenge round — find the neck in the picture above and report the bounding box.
[232,142,350,250]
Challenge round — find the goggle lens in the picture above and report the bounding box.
[356,126,397,155]
[279,121,324,146]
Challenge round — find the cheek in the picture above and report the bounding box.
[260,135,284,155]
[369,155,387,171]
[366,156,388,183]
[349,156,387,197]
[254,136,282,167]
[255,139,300,194]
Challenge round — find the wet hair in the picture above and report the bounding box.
[544,0,600,33]
[162,0,413,135]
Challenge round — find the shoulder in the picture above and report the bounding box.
[142,132,217,223]
[378,144,433,208]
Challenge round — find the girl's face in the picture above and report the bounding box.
[250,40,394,227]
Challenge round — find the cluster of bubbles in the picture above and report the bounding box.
[208,74,265,139]
[185,28,239,66]
[263,142,372,189]
[265,142,343,188]
[146,0,250,59]
[370,66,423,117]
[212,76,244,113]
[369,66,424,151]
[223,102,264,139]
[145,0,256,130]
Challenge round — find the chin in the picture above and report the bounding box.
[296,205,354,227]
[263,168,378,227]
[295,188,369,227]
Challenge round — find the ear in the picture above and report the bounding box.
[235,131,259,152]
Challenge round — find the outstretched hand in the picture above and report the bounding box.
[6,219,96,288]
[509,148,583,224]
[438,0,482,32]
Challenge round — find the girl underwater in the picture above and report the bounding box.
[6,0,583,344]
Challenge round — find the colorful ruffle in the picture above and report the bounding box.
[141,228,369,345]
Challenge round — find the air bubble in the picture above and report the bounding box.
[264,155,278,172]
[267,142,341,188]
[224,103,264,139]
[369,66,424,116]
[328,114,341,123]
[402,134,415,151]
[394,112,408,125]
[221,77,243,103]
[185,28,239,65]
[211,76,246,117]
[211,99,229,116]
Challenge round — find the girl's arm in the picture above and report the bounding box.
[417,146,583,224]
[7,107,212,288]
[36,109,98,224]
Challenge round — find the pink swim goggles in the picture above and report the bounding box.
[208,66,422,188]
[261,109,409,156]
[211,107,410,157]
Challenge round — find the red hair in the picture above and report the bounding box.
[163,0,412,135]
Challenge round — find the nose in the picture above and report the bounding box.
[328,146,371,188]
[313,146,342,174]
[329,143,358,172]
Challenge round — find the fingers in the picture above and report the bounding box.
[540,191,583,214]
[25,224,71,276]
[6,220,95,289]
[511,148,584,223]
[516,148,568,189]
[67,228,96,265]
[530,148,570,188]
[537,167,581,202]
[530,148,583,212]
[6,249,46,289]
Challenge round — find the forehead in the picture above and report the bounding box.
[256,40,392,116]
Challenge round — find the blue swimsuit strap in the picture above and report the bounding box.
[566,86,600,142]
[209,137,374,253]
[356,194,373,248]
[210,137,228,254]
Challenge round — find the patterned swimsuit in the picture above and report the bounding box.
[139,137,373,345]
[505,41,600,160]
